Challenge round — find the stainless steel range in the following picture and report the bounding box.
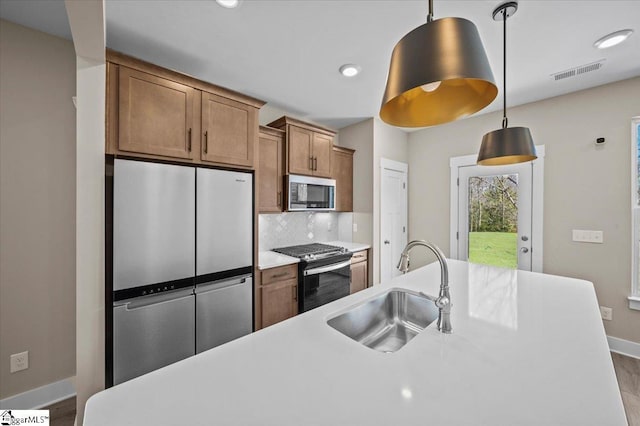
[273,243,353,312]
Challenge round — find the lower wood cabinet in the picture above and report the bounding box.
[260,264,298,328]
[350,250,368,294]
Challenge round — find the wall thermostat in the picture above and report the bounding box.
[595,137,606,145]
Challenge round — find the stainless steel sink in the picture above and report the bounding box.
[327,289,439,353]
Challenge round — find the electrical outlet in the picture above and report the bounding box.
[10,351,29,373]
[599,306,613,321]
[353,223,358,233]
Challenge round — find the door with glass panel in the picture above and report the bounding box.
[457,162,533,270]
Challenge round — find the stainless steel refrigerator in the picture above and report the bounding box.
[111,159,253,385]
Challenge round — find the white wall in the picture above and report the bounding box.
[0,19,76,400]
[65,0,106,422]
[408,76,640,344]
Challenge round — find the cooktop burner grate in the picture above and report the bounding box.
[272,243,343,258]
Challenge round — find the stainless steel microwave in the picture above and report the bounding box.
[287,175,336,211]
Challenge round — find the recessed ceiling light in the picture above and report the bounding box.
[339,64,361,77]
[594,29,633,49]
[216,0,240,9]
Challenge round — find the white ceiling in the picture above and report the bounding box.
[2,0,639,130]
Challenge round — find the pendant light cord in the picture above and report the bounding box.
[502,7,508,129]
[427,0,433,22]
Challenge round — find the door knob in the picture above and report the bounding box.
[521,236,529,241]
[520,247,529,253]
[384,240,390,245]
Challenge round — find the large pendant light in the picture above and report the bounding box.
[380,0,498,127]
[477,2,536,166]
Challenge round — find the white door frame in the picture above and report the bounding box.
[449,145,545,272]
[380,158,408,283]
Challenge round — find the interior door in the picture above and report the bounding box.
[457,162,533,270]
[380,162,408,283]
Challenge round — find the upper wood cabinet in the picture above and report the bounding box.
[201,92,256,167]
[118,66,197,160]
[106,50,264,168]
[268,116,336,178]
[331,146,354,212]
[312,133,333,177]
[258,126,285,213]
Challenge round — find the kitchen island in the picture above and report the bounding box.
[83,260,626,425]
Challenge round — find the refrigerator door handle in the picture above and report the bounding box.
[195,274,251,295]
[115,288,194,310]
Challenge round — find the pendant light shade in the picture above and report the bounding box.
[380,3,498,127]
[477,127,536,165]
[477,1,536,166]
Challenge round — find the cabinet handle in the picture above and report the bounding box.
[292,285,297,301]
[187,128,192,152]
[314,157,318,171]
[204,131,208,154]
[271,272,289,279]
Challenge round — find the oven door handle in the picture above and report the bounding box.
[304,260,352,276]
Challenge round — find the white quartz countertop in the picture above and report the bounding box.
[84,261,625,425]
[257,251,299,270]
[324,240,370,253]
[258,241,369,269]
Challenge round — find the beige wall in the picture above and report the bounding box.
[0,20,76,398]
[338,118,374,248]
[339,118,409,285]
[408,77,640,344]
[372,119,409,284]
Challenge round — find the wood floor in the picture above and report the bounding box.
[612,352,640,426]
[46,396,75,426]
[44,353,639,425]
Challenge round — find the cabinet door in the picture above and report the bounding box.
[201,92,256,167]
[312,133,333,178]
[258,132,283,212]
[119,67,195,159]
[332,149,353,212]
[261,278,298,328]
[350,260,367,294]
[288,126,313,175]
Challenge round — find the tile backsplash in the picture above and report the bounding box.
[259,212,352,251]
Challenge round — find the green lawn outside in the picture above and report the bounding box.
[468,232,517,269]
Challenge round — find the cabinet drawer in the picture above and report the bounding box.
[261,264,297,285]
[351,250,368,264]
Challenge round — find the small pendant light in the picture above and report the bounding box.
[477,2,537,166]
[380,0,498,127]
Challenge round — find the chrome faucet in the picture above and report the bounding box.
[397,240,452,334]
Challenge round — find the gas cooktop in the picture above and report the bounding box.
[272,243,348,261]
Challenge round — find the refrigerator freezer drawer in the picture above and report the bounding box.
[196,275,253,353]
[113,159,196,291]
[196,168,253,275]
[113,289,195,385]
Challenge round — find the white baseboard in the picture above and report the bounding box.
[608,335,640,359]
[0,377,75,410]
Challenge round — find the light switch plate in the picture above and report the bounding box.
[572,229,604,244]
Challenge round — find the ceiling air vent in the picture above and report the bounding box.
[551,60,605,81]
